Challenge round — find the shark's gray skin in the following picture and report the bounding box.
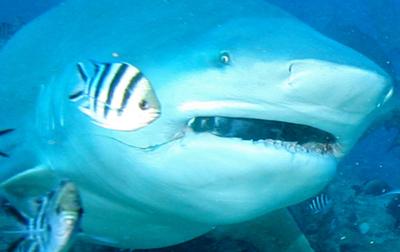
[0,0,393,250]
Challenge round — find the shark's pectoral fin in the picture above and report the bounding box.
[211,209,313,252]
[1,165,59,197]
[260,209,313,252]
[0,127,42,183]
[0,165,60,216]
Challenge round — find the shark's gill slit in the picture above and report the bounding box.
[187,116,338,154]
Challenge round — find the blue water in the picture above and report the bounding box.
[0,1,399,251]
[270,0,400,82]
[0,0,60,23]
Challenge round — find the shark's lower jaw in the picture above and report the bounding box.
[186,116,340,156]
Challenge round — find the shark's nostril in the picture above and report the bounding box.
[383,87,394,105]
[288,63,294,73]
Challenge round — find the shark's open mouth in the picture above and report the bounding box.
[187,116,338,155]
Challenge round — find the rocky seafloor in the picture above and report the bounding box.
[291,175,400,252]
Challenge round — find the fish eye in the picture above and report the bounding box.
[219,51,231,65]
[139,100,150,110]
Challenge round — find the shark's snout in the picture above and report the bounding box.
[287,59,391,113]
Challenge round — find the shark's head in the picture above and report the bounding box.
[34,0,392,229]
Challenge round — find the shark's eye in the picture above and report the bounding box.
[219,51,231,65]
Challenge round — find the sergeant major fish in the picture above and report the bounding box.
[69,61,161,131]
[308,193,333,215]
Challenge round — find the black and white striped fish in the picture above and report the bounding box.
[69,61,161,131]
[308,193,332,214]
[0,181,82,252]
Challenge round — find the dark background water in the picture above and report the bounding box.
[0,0,59,23]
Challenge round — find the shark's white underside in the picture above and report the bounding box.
[0,0,393,249]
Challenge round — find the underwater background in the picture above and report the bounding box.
[0,0,399,251]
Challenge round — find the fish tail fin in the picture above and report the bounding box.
[8,238,42,252]
[88,59,101,71]
[69,62,89,102]
[77,62,88,82]
[0,195,31,251]
[70,60,101,102]
[68,90,85,101]
[70,60,102,103]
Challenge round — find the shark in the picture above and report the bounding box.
[0,0,393,250]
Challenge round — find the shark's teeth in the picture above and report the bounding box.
[186,116,339,155]
[187,117,196,128]
[261,139,338,155]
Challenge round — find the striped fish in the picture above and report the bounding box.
[0,181,82,252]
[69,61,161,131]
[308,193,332,214]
